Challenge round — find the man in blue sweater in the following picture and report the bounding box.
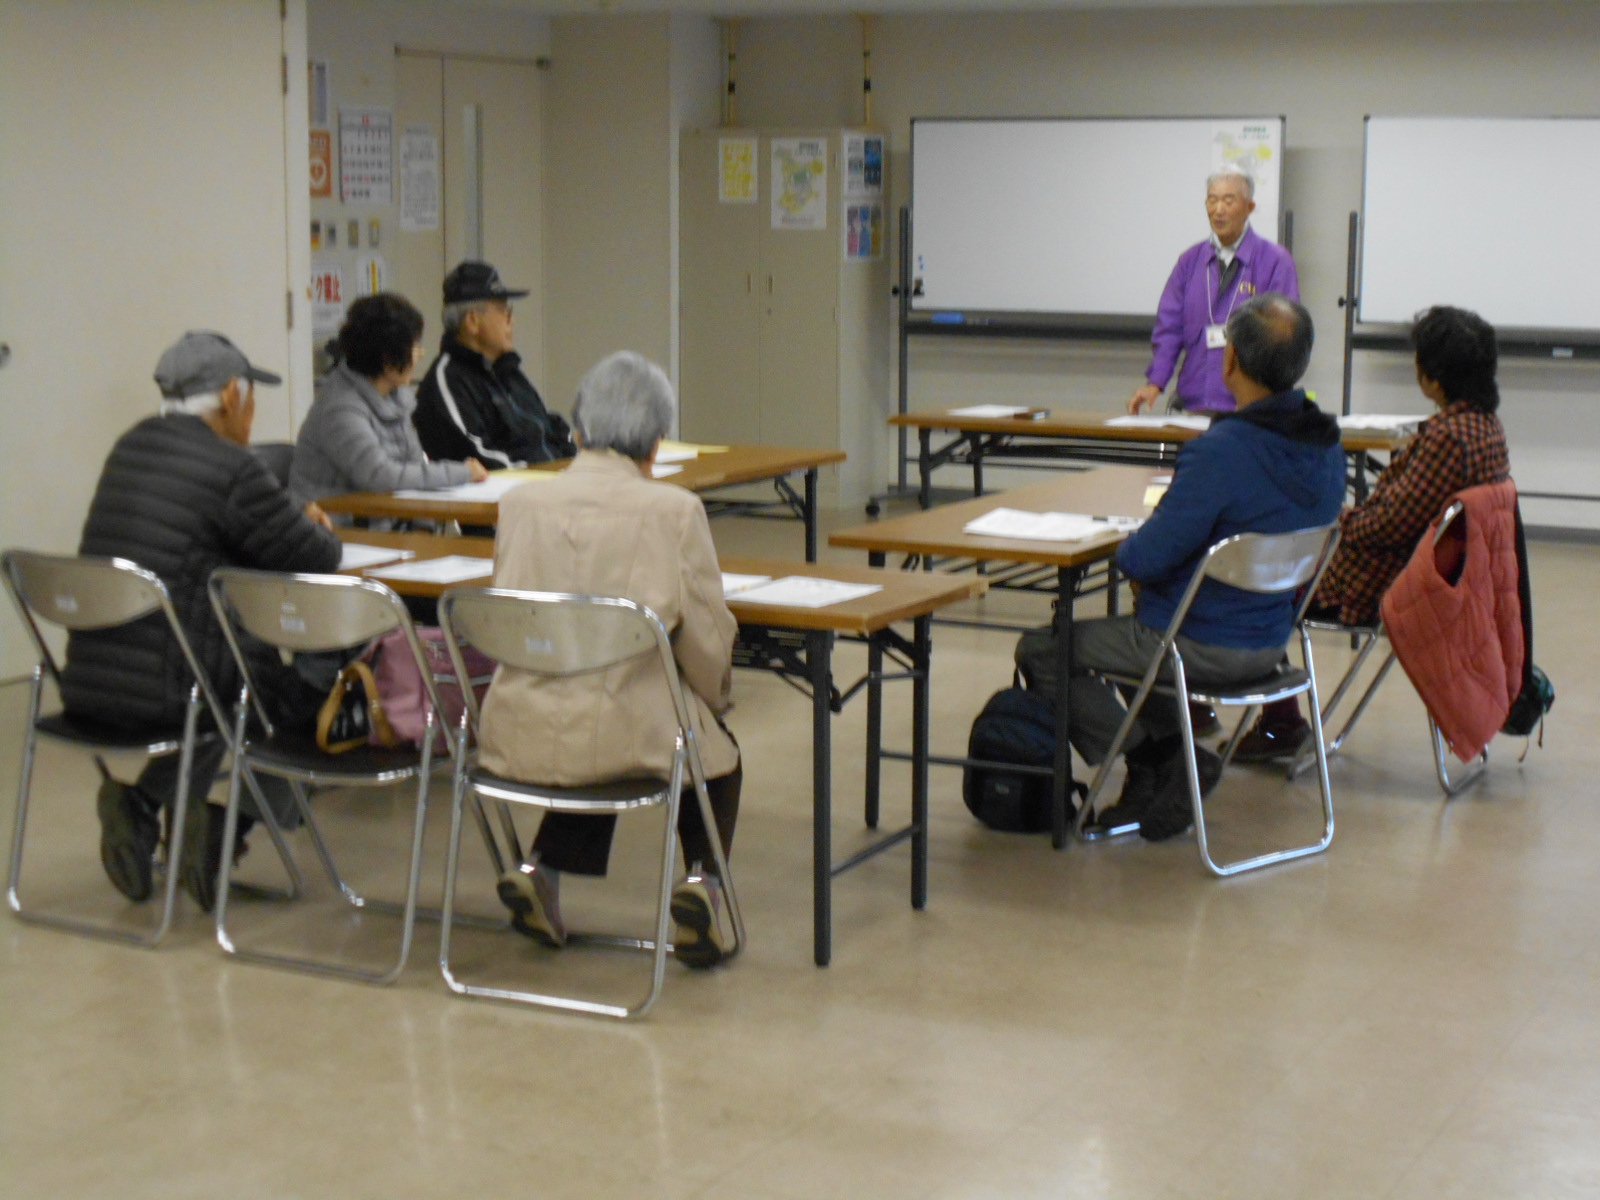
[1018,293,1345,841]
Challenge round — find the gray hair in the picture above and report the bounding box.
[1206,166,1255,200]
[1226,293,1313,393]
[572,351,675,461]
[442,300,487,338]
[159,388,225,418]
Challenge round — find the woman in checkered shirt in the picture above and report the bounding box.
[1235,305,1510,761]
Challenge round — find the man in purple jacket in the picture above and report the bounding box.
[1128,168,1300,415]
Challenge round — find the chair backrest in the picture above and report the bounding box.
[208,568,442,740]
[250,442,295,488]
[1,548,226,720]
[1202,525,1341,596]
[438,587,686,732]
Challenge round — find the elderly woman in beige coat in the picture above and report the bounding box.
[476,351,740,968]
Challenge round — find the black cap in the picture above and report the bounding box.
[443,261,529,305]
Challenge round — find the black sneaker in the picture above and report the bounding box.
[1187,703,1223,739]
[1084,760,1160,834]
[178,801,234,913]
[671,874,730,969]
[96,778,159,902]
[1140,746,1224,842]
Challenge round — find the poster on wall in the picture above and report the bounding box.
[399,125,439,231]
[719,137,757,203]
[845,204,884,261]
[771,138,827,231]
[843,134,883,198]
[354,255,387,297]
[1210,120,1281,235]
[311,264,345,340]
[309,129,332,199]
[339,106,393,206]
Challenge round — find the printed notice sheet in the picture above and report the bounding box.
[398,126,440,232]
[391,471,555,502]
[719,137,757,203]
[651,464,684,478]
[338,543,415,571]
[772,138,827,230]
[339,106,393,206]
[962,509,1144,543]
[1337,414,1422,433]
[731,576,882,609]
[365,556,492,585]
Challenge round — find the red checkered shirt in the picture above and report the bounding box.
[1315,401,1509,626]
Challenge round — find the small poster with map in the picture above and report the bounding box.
[1211,121,1281,239]
[771,138,827,230]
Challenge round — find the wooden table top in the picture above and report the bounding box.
[830,464,1159,566]
[319,443,849,526]
[888,407,1407,454]
[337,533,984,631]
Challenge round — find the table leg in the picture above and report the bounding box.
[969,433,985,498]
[804,468,819,562]
[808,629,834,967]
[1051,566,1078,850]
[919,428,933,510]
[911,615,931,910]
[865,638,883,829]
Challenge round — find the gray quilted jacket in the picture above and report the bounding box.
[290,363,472,502]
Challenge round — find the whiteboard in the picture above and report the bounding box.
[910,117,1285,317]
[1360,117,1600,331]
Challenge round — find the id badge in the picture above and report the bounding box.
[1205,324,1227,350]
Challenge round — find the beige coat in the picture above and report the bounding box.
[477,449,739,785]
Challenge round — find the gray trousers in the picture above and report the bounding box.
[1016,617,1284,766]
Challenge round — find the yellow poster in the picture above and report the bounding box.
[719,137,757,204]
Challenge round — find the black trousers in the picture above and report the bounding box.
[529,760,741,879]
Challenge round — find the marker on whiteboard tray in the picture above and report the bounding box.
[931,312,964,325]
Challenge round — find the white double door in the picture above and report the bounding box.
[391,52,544,381]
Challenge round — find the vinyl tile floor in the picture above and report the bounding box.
[2,504,1597,1199]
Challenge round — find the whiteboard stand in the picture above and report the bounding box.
[867,205,920,519]
[1338,211,1360,417]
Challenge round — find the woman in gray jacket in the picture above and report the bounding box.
[291,293,487,501]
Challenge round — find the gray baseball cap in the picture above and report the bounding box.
[154,331,282,399]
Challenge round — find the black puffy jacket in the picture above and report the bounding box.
[61,414,341,730]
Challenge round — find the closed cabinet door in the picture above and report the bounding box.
[679,132,762,445]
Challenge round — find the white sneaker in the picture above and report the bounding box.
[497,864,566,948]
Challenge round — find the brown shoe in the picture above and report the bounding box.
[1233,716,1311,763]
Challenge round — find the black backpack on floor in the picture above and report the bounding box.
[963,686,1061,833]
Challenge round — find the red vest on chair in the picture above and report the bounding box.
[1381,480,1523,763]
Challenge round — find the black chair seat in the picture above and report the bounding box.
[469,768,672,812]
[245,729,430,781]
[1096,665,1311,706]
[34,711,219,755]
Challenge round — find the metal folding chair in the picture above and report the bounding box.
[436,587,745,1020]
[207,568,450,984]
[2,550,297,945]
[1287,501,1487,797]
[1082,525,1342,876]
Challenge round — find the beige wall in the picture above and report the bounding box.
[0,0,300,676]
[732,2,1600,527]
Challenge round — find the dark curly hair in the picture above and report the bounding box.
[1412,305,1499,413]
[337,293,424,378]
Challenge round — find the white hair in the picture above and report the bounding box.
[442,300,487,338]
[159,388,226,417]
[1206,166,1255,200]
[572,351,675,461]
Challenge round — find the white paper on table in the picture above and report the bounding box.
[730,576,882,609]
[654,445,699,464]
[1337,414,1422,433]
[651,463,683,478]
[721,573,772,597]
[338,543,415,571]
[391,473,548,503]
[364,556,493,585]
[963,508,1143,542]
[948,404,1032,418]
[1104,414,1212,431]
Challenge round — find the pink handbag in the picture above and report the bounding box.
[368,627,495,752]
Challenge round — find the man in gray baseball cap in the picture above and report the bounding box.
[60,332,341,912]
[154,330,283,399]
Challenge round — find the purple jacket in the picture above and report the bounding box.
[1145,226,1300,414]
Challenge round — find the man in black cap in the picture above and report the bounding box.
[412,261,576,469]
[61,332,341,911]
